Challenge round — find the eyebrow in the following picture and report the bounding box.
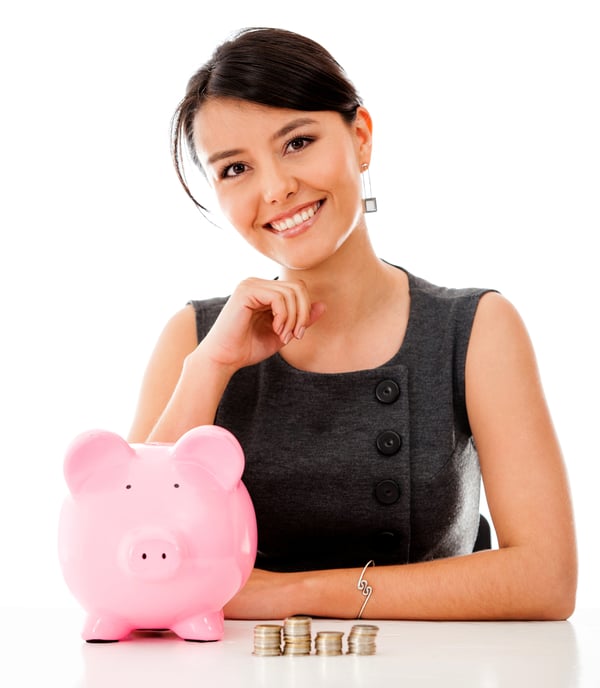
[206,117,318,166]
[272,117,318,141]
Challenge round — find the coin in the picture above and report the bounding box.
[283,615,312,656]
[315,631,344,656]
[347,624,379,655]
[253,618,379,658]
[253,624,282,656]
[283,616,312,632]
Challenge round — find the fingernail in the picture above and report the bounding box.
[283,332,293,345]
[296,326,306,340]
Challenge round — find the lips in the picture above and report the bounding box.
[267,200,323,233]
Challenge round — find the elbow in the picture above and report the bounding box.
[497,541,579,620]
[536,591,576,621]
[540,576,577,621]
[531,551,578,621]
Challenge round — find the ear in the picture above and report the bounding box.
[64,430,135,495]
[354,106,373,165]
[171,425,245,491]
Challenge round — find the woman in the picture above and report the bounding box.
[128,27,577,620]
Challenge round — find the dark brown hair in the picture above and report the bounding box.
[171,27,363,212]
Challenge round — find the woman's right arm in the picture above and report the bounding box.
[127,304,223,443]
[128,278,325,443]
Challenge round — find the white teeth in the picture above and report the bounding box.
[271,201,320,232]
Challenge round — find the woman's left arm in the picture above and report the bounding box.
[225,293,577,621]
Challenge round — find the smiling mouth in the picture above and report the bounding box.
[267,200,323,232]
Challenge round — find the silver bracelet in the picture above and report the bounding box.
[356,560,375,619]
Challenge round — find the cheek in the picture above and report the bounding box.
[216,187,255,232]
[308,151,361,202]
[307,155,339,186]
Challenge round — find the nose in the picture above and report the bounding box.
[122,530,182,581]
[260,161,298,205]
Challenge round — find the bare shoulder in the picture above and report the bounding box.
[144,304,199,386]
[471,290,529,339]
[465,290,550,469]
[465,289,562,483]
[127,305,198,442]
[155,304,199,353]
[467,291,537,375]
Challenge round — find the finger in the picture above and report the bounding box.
[269,287,298,344]
[275,282,321,342]
[308,301,327,327]
[286,280,312,340]
[239,279,292,339]
[239,278,314,344]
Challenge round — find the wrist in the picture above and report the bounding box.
[296,568,359,619]
[185,341,241,381]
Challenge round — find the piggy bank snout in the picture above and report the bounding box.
[121,529,182,581]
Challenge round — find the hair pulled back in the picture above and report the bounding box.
[171,27,363,211]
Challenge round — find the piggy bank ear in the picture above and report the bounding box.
[64,430,135,495]
[171,425,245,491]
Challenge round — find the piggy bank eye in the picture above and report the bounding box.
[173,483,180,489]
[125,484,132,490]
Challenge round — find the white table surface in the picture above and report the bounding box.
[1,606,598,687]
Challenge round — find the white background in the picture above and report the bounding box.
[1,0,598,613]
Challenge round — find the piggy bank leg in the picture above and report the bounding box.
[83,612,133,643]
[172,610,225,642]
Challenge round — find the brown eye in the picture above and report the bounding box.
[286,136,313,154]
[223,162,247,178]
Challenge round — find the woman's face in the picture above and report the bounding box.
[192,98,373,271]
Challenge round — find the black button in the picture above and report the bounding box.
[374,479,400,505]
[376,430,402,456]
[373,530,399,551]
[375,379,400,404]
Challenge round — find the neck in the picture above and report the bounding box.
[279,224,400,329]
[276,224,409,373]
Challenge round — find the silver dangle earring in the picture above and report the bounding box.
[360,163,377,213]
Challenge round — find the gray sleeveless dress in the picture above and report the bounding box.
[189,268,494,572]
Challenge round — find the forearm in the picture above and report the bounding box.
[244,546,576,622]
[146,347,235,443]
[304,548,575,621]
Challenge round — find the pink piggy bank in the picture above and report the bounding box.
[58,425,257,642]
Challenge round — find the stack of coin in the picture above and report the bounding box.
[314,630,344,656]
[283,615,312,655]
[252,624,283,656]
[347,624,379,655]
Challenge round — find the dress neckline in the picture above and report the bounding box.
[273,265,415,376]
